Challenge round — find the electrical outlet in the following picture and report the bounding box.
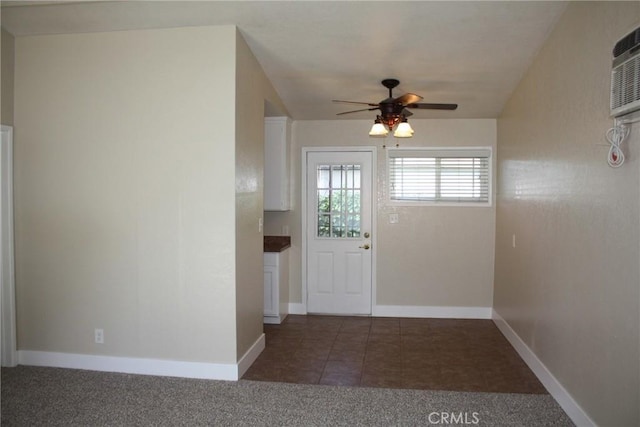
[389,213,399,224]
[258,217,263,233]
[95,328,104,344]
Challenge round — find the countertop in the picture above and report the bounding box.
[264,236,291,252]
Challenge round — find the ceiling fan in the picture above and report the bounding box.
[333,79,458,137]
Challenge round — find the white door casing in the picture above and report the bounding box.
[304,149,375,315]
[1,125,17,367]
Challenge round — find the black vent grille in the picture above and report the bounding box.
[613,27,640,58]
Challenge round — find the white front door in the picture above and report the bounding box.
[306,150,373,315]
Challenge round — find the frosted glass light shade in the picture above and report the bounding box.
[394,121,414,138]
[369,122,389,137]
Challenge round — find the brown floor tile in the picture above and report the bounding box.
[307,316,344,327]
[256,347,294,363]
[323,360,363,375]
[368,334,401,347]
[371,318,401,335]
[339,321,372,334]
[361,373,403,388]
[363,362,402,377]
[283,315,310,324]
[243,315,547,395]
[399,318,431,335]
[303,330,339,341]
[368,339,402,351]
[299,338,335,350]
[319,371,361,386]
[294,346,331,361]
[402,368,443,390]
[400,335,434,352]
[287,357,326,373]
[365,350,402,366]
[402,351,442,369]
[328,348,366,362]
[334,332,369,344]
[278,370,322,385]
[440,365,488,392]
[265,335,302,348]
[331,340,368,352]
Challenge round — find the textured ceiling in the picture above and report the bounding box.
[1,1,568,120]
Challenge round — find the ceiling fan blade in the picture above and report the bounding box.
[332,100,380,107]
[394,93,423,105]
[402,109,413,118]
[336,107,380,116]
[406,103,458,110]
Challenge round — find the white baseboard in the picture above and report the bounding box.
[264,315,287,324]
[18,351,239,380]
[492,309,595,427]
[18,333,266,381]
[236,333,265,378]
[373,305,492,319]
[288,303,307,315]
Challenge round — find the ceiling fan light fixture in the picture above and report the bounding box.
[369,119,389,137]
[334,79,457,140]
[393,120,414,138]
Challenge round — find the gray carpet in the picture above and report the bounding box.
[2,366,573,426]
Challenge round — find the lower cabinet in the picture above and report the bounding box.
[264,250,289,324]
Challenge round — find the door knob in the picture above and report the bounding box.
[364,232,370,238]
[359,244,370,250]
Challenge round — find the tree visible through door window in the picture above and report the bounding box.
[317,164,361,238]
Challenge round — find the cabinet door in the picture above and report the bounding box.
[264,117,290,211]
[264,265,278,316]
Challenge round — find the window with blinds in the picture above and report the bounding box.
[388,148,491,205]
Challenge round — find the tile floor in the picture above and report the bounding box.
[242,315,547,394]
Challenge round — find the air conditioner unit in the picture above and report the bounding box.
[610,26,640,117]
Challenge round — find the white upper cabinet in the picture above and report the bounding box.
[264,117,291,211]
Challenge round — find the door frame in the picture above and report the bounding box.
[301,146,377,315]
[1,125,17,367]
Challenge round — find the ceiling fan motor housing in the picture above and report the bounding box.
[332,78,458,127]
[381,78,400,90]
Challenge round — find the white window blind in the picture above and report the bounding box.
[388,148,491,204]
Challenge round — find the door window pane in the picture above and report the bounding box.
[316,164,361,238]
[317,214,331,237]
[317,190,330,213]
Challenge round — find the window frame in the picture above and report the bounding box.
[386,147,493,207]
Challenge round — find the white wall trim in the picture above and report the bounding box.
[18,351,240,381]
[19,333,265,381]
[373,305,492,319]
[236,333,265,379]
[289,304,491,319]
[492,309,596,427]
[288,303,307,315]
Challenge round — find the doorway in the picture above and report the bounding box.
[303,148,376,315]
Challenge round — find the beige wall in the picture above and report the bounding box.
[265,119,496,309]
[495,3,639,426]
[1,28,15,126]
[14,26,240,363]
[234,29,288,359]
